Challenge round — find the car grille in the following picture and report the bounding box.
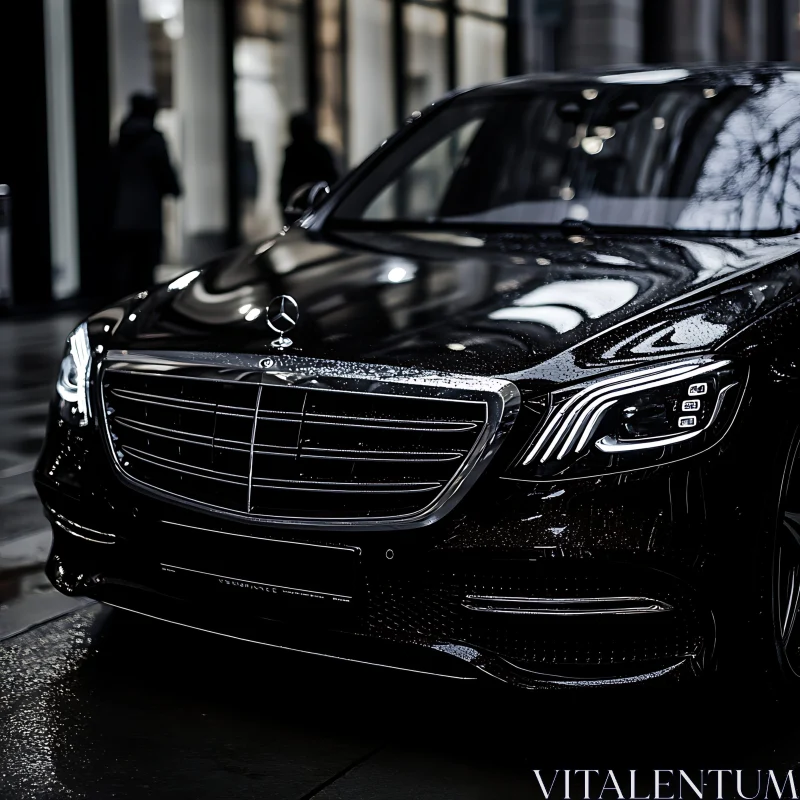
[101,355,510,524]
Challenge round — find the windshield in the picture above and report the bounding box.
[333,80,800,234]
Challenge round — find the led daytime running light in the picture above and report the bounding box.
[524,359,731,465]
[57,323,92,425]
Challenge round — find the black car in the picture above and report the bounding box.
[37,65,800,689]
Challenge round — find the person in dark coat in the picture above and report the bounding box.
[109,92,181,297]
[279,112,339,208]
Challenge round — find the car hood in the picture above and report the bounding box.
[98,226,800,386]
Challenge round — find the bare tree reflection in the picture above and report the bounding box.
[680,82,800,232]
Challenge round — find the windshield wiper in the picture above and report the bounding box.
[556,218,800,238]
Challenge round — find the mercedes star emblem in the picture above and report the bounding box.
[266,295,299,349]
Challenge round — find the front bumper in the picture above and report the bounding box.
[36,407,715,689]
[42,515,706,688]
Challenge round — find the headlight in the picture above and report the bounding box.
[511,357,745,481]
[56,323,92,426]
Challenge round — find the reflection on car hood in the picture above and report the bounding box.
[102,226,800,384]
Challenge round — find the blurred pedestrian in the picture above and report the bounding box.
[109,92,181,298]
[238,138,260,206]
[238,137,260,238]
[279,112,339,208]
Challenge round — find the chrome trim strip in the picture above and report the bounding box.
[462,594,672,616]
[160,519,361,553]
[53,519,116,544]
[100,350,520,531]
[48,508,116,544]
[477,657,689,687]
[102,602,478,680]
[160,563,352,600]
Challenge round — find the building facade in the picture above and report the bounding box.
[2,0,798,310]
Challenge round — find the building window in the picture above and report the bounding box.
[403,2,448,116]
[719,0,748,61]
[234,0,307,240]
[317,0,346,162]
[456,12,506,89]
[347,0,395,165]
[457,0,507,16]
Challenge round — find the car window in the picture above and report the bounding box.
[333,80,800,234]
[363,118,483,220]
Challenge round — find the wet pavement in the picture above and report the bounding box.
[3,602,800,800]
[3,312,800,799]
[0,312,92,640]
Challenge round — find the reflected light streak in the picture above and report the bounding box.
[167,269,201,291]
[598,68,690,84]
[489,305,583,332]
[255,238,276,255]
[514,279,639,319]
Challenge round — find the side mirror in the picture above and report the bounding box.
[283,181,331,226]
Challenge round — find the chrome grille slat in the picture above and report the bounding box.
[215,439,259,451]
[301,419,478,433]
[109,391,217,414]
[115,417,214,443]
[250,479,442,493]
[101,352,519,528]
[109,386,217,409]
[251,443,296,453]
[218,441,269,453]
[301,449,463,463]
[303,411,481,427]
[121,447,249,486]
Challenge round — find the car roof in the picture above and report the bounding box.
[459,63,800,99]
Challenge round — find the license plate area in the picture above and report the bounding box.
[155,523,360,620]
